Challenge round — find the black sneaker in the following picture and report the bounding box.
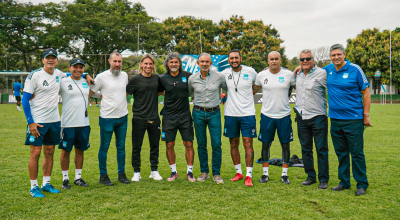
[281,176,291,184]
[74,178,88,187]
[62,179,71,189]
[99,174,114,186]
[259,175,269,183]
[301,179,317,186]
[331,184,346,191]
[118,173,130,184]
[318,182,328,190]
[355,188,366,196]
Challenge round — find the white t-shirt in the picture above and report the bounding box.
[23,68,66,123]
[255,68,296,119]
[222,65,257,116]
[90,70,129,118]
[60,77,90,127]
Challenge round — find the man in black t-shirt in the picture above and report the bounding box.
[126,54,164,182]
[159,52,195,182]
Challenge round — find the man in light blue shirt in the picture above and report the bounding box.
[188,53,227,184]
[13,80,23,111]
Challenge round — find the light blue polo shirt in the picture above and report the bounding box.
[324,60,369,120]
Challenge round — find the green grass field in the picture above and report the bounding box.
[0,103,399,219]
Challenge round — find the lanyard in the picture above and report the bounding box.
[71,78,88,117]
[231,69,241,92]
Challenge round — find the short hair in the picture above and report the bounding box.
[109,51,122,60]
[198,52,211,60]
[299,49,315,58]
[139,54,156,75]
[163,52,183,74]
[228,49,241,58]
[330,44,345,53]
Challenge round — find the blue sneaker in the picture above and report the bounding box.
[41,183,60,193]
[96,104,100,107]
[30,186,45,198]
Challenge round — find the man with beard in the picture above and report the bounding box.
[253,51,295,184]
[126,54,163,182]
[159,52,195,182]
[188,53,227,184]
[222,49,258,187]
[59,58,90,189]
[89,51,130,186]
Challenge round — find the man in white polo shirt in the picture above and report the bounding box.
[222,49,258,187]
[59,58,91,189]
[253,51,295,184]
[89,51,130,186]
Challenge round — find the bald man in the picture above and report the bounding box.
[253,51,295,184]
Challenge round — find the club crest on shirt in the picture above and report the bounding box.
[82,83,88,89]
[243,74,249,80]
[43,80,49,86]
[279,77,284,83]
[68,84,73,90]
[228,74,232,80]
[56,76,59,83]
[264,78,268,84]
[343,73,349,79]
[182,77,187,83]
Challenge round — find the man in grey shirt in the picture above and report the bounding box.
[294,49,329,190]
[188,53,227,184]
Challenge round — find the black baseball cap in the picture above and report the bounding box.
[43,48,58,58]
[70,58,85,66]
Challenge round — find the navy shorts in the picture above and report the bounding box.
[15,96,21,102]
[224,116,257,138]
[258,114,293,143]
[25,122,61,146]
[59,126,91,151]
[162,116,194,142]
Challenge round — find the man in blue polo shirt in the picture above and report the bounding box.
[13,79,23,111]
[324,44,371,196]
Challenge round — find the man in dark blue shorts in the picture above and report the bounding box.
[159,52,195,182]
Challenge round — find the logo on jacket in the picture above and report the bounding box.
[68,84,73,90]
[279,77,284,83]
[43,80,49,86]
[56,76,59,83]
[264,78,268,84]
[243,74,249,80]
[82,83,88,89]
[343,73,349,79]
[182,77,187,83]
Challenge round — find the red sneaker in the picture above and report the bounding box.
[167,172,179,181]
[244,176,253,187]
[230,173,244,182]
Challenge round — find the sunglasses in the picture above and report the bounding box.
[299,57,313,62]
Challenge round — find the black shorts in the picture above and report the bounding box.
[162,116,194,142]
[15,96,21,102]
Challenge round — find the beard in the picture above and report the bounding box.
[111,68,121,75]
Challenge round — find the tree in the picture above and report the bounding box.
[163,16,219,54]
[311,46,331,67]
[58,0,165,75]
[215,15,287,72]
[346,28,400,91]
[287,57,299,71]
[0,0,64,72]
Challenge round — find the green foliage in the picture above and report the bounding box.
[155,56,166,74]
[287,57,299,71]
[346,28,400,90]
[1,104,400,218]
[122,56,140,74]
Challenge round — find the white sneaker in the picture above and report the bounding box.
[149,171,163,181]
[131,172,141,182]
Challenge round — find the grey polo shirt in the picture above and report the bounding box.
[295,66,327,120]
[188,70,227,108]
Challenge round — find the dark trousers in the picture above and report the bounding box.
[131,118,160,172]
[297,115,329,182]
[330,119,368,189]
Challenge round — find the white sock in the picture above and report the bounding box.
[90,104,92,107]
[246,167,253,177]
[263,167,269,176]
[30,179,38,189]
[62,170,69,181]
[75,169,82,180]
[187,165,193,174]
[282,167,288,176]
[42,176,51,186]
[234,164,242,174]
[169,164,177,173]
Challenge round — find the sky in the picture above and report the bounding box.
[21,0,400,59]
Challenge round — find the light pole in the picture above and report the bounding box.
[390,30,392,104]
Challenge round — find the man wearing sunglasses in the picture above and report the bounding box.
[253,51,295,185]
[294,49,329,190]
